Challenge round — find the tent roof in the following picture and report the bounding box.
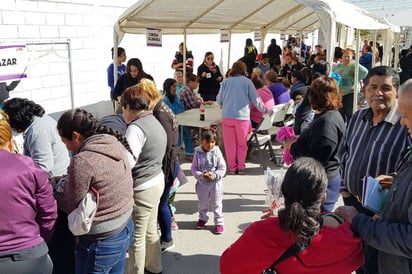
[115,0,393,40]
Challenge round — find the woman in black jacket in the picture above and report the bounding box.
[113,58,153,113]
[197,52,223,101]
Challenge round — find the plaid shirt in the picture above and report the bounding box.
[179,85,200,110]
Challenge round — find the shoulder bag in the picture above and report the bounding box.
[263,241,307,274]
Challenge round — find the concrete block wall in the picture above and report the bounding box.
[0,0,134,118]
[0,0,270,118]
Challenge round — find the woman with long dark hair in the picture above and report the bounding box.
[220,157,363,274]
[55,109,134,274]
[163,78,194,159]
[113,58,153,113]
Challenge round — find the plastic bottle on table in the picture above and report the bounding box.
[199,105,205,121]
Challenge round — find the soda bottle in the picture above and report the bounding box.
[199,105,205,121]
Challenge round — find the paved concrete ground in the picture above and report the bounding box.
[161,149,280,274]
[161,147,345,274]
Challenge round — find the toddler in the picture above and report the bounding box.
[191,129,227,234]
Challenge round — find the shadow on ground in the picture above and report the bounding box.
[162,253,220,274]
[174,197,265,216]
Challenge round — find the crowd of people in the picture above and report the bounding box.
[1,38,412,274]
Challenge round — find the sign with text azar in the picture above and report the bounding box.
[0,44,28,81]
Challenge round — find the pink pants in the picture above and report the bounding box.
[221,118,250,172]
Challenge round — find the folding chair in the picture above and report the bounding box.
[268,100,295,137]
[247,112,276,168]
[267,100,295,165]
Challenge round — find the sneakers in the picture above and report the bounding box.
[161,239,175,253]
[215,225,224,234]
[196,219,206,229]
[171,218,179,230]
[184,156,193,161]
[229,170,236,175]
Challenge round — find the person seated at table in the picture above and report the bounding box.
[164,78,194,160]
[291,56,305,73]
[257,53,271,85]
[220,157,364,274]
[250,74,274,128]
[179,73,213,110]
[264,70,290,105]
[279,54,293,82]
[174,70,184,95]
[290,70,306,95]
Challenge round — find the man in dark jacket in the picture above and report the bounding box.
[336,78,412,274]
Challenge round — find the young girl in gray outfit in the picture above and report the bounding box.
[191,128,227,234]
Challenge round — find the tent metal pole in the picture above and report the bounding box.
[67,39,74,110]
[183,29,187,83]
[227,30,232,74]
[260,28,267,54]
[353,29,360,115]
[113,34,118,93]
[372,30,377,67]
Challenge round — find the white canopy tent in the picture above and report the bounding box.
[114,0,393,62]
[113,0,397,110]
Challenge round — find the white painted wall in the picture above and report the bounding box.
[0,0,291,118]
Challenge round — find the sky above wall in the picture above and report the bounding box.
[346,0,412,26]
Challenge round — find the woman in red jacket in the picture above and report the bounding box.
[220,157,364,274]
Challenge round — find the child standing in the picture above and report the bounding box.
[191,129,227,234]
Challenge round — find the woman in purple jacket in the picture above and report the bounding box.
[0,110,57,274]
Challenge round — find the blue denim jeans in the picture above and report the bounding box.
[75,218,134,274]
[322,175,341,212]
[158,184,172,242]
[178,126,193,156]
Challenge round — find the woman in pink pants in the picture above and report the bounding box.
[216,61,267,175]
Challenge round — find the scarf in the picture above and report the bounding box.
[205,62,217,74]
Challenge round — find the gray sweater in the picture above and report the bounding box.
[24,115,70,176]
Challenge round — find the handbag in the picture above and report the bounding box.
[263,241,307,274]
[67,186,99,236]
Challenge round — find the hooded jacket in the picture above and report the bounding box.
[220,217,363,274]
[56,134,134,235]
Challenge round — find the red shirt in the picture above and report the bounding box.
[220,217,363,274]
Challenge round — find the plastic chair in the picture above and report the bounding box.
[268,100,295,137]
[247,112,276,168]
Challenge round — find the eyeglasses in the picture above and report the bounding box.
[206,57,214,60]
